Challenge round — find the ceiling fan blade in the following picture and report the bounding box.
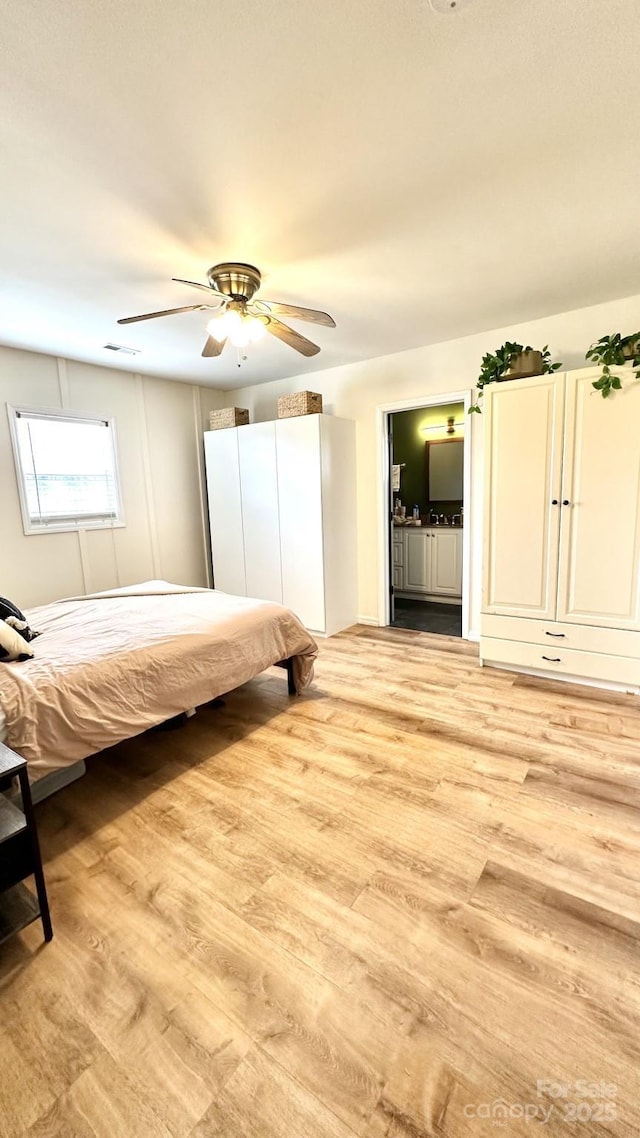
[202,335,226,358]
[172,277,227,301]
[259,301,335,327]
[265,316,321,357]
[117,304,209,325]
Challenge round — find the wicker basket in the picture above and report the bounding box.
[208,407,250,430]
[277,391,323,419]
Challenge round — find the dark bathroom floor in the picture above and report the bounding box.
[391,598,462,636]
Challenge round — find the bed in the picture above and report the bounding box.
[0,581,317,795]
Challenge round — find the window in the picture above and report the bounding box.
[8,406,123,535]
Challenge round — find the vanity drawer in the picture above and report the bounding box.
[480,637,640,687]
[481,614,640,660]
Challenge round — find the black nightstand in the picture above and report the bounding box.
[0,743,52,945]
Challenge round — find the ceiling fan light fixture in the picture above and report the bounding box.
[244,316,266,344]
[206,311,232,342]
[120,261,332,362]
[207,309,265,347]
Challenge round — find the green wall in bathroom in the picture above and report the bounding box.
[391,402,464,517]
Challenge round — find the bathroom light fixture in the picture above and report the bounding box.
[421,419,464,433]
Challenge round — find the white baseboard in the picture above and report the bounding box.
[357,615,380,626]
[467,629,480,642]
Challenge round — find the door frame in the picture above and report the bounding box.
[376,390,473,639]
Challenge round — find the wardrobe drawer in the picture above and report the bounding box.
[480,637,640,687]
[481,614,640,660]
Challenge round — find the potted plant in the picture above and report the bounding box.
[469,343,562,413]
[586,332,640,398]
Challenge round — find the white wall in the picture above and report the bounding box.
[226,291,640,634]
[4,291,639,625]
[0,346,227,607]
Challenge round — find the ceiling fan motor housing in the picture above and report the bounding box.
[207,262,262,301]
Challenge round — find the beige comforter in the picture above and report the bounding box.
[0,582,317,780]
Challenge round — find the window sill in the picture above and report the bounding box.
[22,520,126,537]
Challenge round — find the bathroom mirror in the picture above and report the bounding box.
[425,439,463,501]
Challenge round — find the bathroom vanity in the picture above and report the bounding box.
[393,526,462,601]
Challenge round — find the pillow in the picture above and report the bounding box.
[0,595,39,642]
[0,621,34,662]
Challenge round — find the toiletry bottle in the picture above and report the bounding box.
[412,505,419,520]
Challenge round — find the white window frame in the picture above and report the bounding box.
[7,403,125,536]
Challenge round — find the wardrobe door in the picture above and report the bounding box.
[238,422,283,604]
[276,415,325,632]
[204,429,246,595]
[319,415,358,636]
[483,374,564,619]
[557,368,640,630]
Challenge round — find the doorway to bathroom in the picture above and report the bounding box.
[377,391,472,638]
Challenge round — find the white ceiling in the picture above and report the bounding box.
[1,0,640,388]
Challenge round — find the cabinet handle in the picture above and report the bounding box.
[542,655,562,662]
[551,499,559,506]
[545,631,565,638]
[562,499,571,506]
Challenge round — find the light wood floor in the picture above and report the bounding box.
[2,625,640,1137]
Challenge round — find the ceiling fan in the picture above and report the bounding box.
[118,262,335,360]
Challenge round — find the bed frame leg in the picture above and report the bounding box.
[286,658,296,696]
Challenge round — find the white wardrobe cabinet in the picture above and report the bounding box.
[204,414,357,636]
[237,422,282,604]
[203,426,246,596]
[481,367,640,689]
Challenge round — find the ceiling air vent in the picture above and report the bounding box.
[103,343,140,355]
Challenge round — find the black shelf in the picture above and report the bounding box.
[0,795,27,844]
[0,883,41,945]
[0,742,28,778]
[0,744,52,945]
